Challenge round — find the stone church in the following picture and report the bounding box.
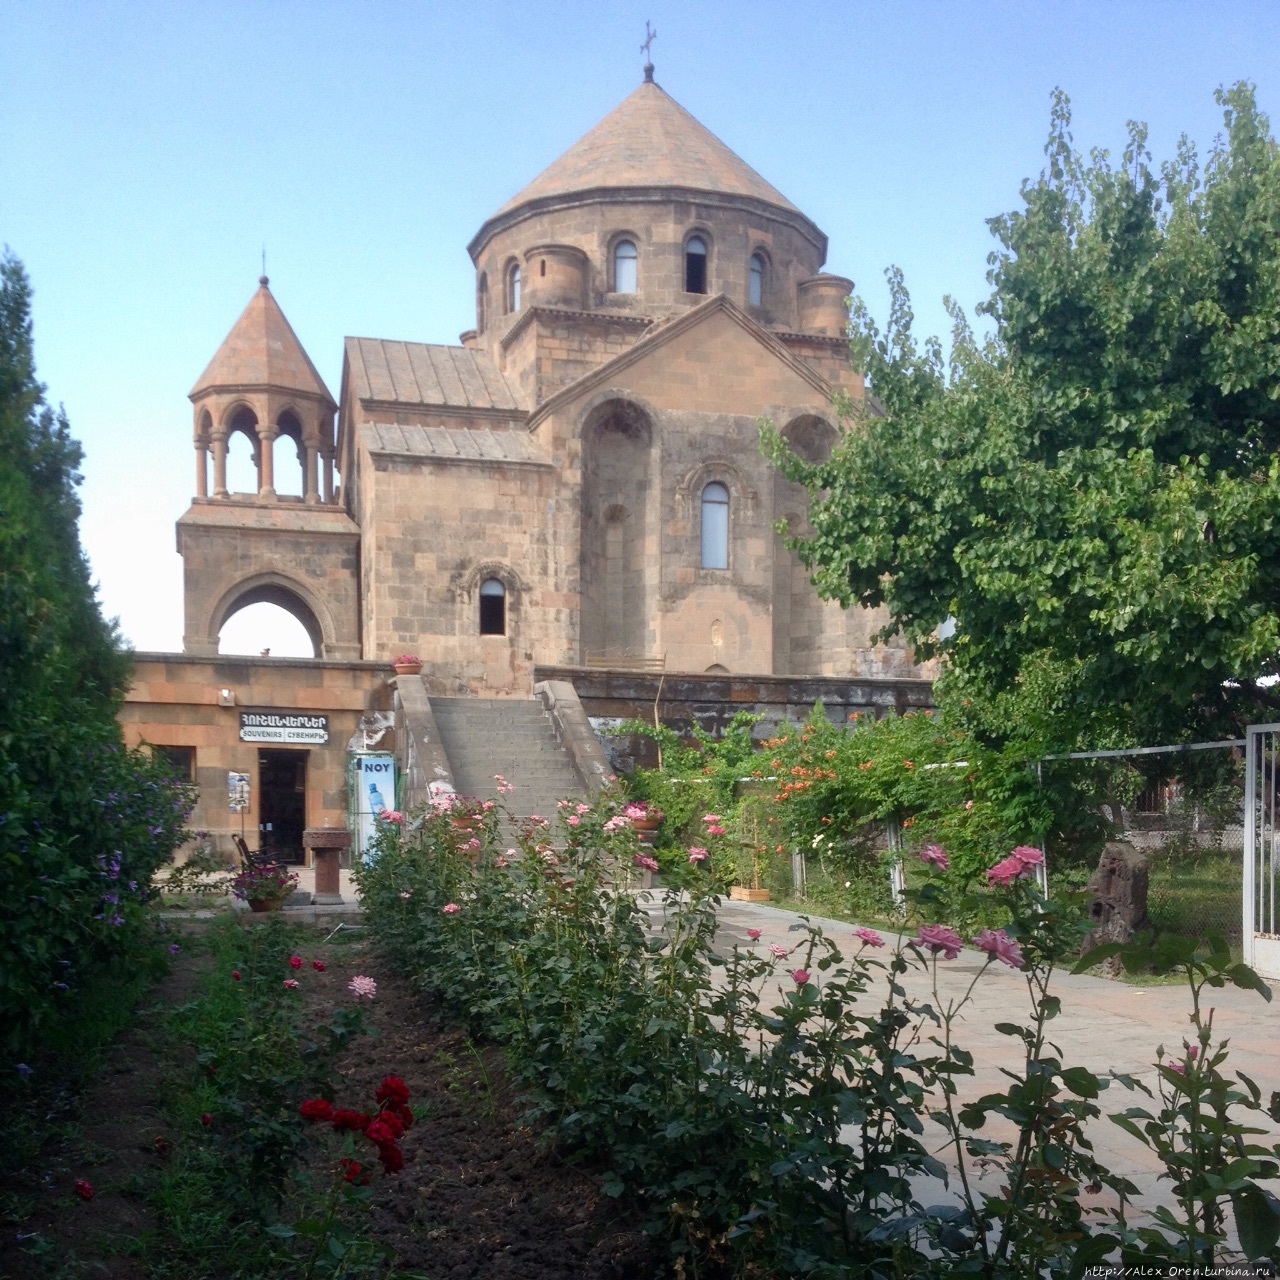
[180,70,921,690]
[122,72,932,859]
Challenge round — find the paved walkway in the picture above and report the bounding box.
[699,896,1280,1223]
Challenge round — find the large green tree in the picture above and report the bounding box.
[769,85,1280,749]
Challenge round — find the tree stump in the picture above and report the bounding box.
[1081,842,1151,975]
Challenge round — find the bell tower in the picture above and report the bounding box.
[177,278,362,659]
[190,276,337,503]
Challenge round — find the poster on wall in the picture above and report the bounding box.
[228,772,250,813]
[349,753,396,860]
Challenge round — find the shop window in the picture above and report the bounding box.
[154,744,195,781]
[479,578,506,635]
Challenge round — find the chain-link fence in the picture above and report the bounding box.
[1103,769,1244,945]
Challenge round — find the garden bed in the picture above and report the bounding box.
[1,916,653,1279]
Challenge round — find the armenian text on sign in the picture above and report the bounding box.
[239,711,329,744]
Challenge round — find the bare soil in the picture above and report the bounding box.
[0,915,660,1279]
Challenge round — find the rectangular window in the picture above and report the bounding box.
[154,744,196,781]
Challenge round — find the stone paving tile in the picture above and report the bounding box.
[702,896,1280,1221]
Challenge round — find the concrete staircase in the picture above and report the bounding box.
[429,697,586,824]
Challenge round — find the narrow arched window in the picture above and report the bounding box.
[479,578,506,635]
[614,240,637,293]
[506,263,521,313]
[701,482,729,569]
[685,236,707,294]
[749,253,765,307]
[477,272,488,333]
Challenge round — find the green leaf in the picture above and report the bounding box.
[1060,1066,1100,1098]
[1073,944,1123,973]
[1233,1184,1280,1260]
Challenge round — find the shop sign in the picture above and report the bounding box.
[239,711,330,745]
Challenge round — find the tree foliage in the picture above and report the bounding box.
[0,250,191,1058]
[767,85,1280,748]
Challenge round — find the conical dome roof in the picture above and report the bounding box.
[470,79,821,257]
[190,278,334,406]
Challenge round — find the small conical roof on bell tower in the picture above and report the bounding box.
[190,277,334,407]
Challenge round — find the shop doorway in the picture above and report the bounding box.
[258,749,308,864]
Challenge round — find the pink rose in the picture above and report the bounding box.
[973,928,1025,969]
[747,928,762,940]
[854,927,884,948]
[706,825,727,837]
[919,844,949,871]
[769,943,789,959]
[687,846,710,864]
[702,814,723,824]
[442,903,461,914]
[791,969,811,985]
[987,856,1025,887]
[916,924,964,960]
[634,853,660,873]
[283,978,300,989]
[1011,845,1044,867]
[566,815,581,827]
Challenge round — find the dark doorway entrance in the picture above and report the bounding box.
[258,749,307,864]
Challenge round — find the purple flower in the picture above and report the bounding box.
[17,1063,33,1078]
[169,944,181,955]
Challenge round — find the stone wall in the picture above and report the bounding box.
[533,664,935,769]
[121,654,389,862]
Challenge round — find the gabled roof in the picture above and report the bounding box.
[190,278,334,406]
[344,337,520,413]
[471,79,824,258]
[361,422,551,466]
[527,292,833,429]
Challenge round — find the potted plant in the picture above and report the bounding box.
[231,862,299,912]
[623,800,664,834]
[392,653,423,676]
[729,812,771,902]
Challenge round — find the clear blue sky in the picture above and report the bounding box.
[4,1,1280,655]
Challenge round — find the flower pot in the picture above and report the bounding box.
[630,817,661,833]
[247,895,286,913]
[729,886,771,903]
[393,662,423,676]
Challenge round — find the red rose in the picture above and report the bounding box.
[201,1112,212,1126]
[375,1075,410,1107]
[312,959,326,971]
[288,955,303,970]
[331,1108,372,1133]
[74,1179,94,1200]
[232,971,241,981]
[389,1102,414,1131]
[154,1135,171,1154]
[299,1098,335,1123]
[338,1156,370,1185]
[375,1143,404,1174]
[366,1116,401,1147]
